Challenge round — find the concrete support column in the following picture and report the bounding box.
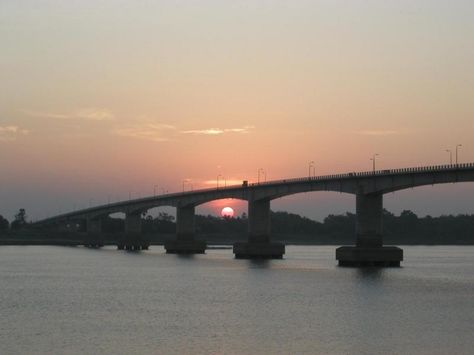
[164,205,206,254]
[248,199,271,242]
[176,205,195,240]
[87,218,102,234]
[233,199,285,259]
[59,220,82,233]
[85,218,104,248]
[125,212,142,235]
[118,212,149,251]
[356,193,383,247]
[336,193,403,267]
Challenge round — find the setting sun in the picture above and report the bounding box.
[221,207,234,218]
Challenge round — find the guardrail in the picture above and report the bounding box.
[256,162,474,187]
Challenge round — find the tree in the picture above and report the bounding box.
[157,212,175,222]
[11,208,28,230]
[0,215,9,232]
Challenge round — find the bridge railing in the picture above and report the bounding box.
[247,162,474,187]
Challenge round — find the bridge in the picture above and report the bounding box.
[34,163,474,266]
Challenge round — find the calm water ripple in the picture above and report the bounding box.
[0,246,473,354]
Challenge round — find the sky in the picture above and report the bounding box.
[1,0,473,222]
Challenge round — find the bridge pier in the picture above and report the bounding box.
[58,220,82,234]
[85,218,104,248]
[164,205,206,254]
[336,193,403,266]
[118,212,149,251]
[233,199,285,259]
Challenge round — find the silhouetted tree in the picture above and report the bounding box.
[142,212,176,233]
[0,215,9,232]
[11,208,28,230]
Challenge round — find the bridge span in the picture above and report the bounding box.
[34,163,474,266]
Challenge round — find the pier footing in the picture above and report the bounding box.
[336,246,403,267]
[233,242,285,259]
[164,240,206,254]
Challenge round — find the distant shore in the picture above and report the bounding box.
[2,233,474,246]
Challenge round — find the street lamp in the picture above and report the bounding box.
[182,179,192,192]
[217,174,222,189]
[258,168,265,184]
[308,161,315,178]
[446,149,452,165]
[456,144,462,165]
[370,154,379,173]
[154,185,159,197]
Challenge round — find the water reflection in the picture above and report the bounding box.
[355,267,385,281]
[245,258,271,268]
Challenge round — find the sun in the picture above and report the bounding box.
[221,207,234,218]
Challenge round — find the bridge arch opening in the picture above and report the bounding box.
[100,212,126,233]
[384,182,474,218]
[141,206,176,235]
[196,198,247,219]
[270,191,355,223]
[195,198,248,239]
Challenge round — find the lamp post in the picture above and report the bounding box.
[308,161,315,178]
[446,149,452,165]
[370,154,379,173]
[258,168,265,184]
[456,144,462,165]
[182,179,192,192]
[154,185,159,197]
[217,174,222,189]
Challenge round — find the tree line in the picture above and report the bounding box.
[2,208,474,244]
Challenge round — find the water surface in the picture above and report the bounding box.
[0,246,473,354]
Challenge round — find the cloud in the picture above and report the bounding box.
[74,108,115,121]
[21,108,115,121]
[181,128,224,135]
[181,126,254,135]
[112,123,176,142]
[0,125,29,141]
[355,130,399,136]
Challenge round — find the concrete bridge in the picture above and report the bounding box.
[34,163,474,266]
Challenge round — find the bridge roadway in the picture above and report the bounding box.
[34,162,474,266]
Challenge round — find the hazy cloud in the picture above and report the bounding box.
[355,130,399,136]
[0,125,29,141]
[22,108,115,121]
[112,123,176,142]
[181,126,254,135]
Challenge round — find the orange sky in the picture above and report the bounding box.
[1,0,473,221]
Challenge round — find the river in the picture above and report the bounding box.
[0,246,473,354]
